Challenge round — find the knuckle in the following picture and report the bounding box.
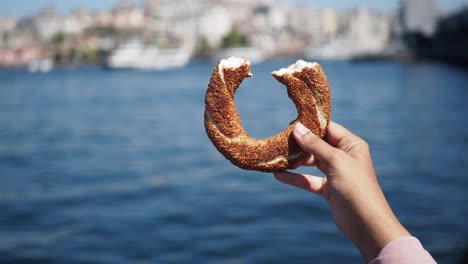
[360,139,369,149]
[326,149,341,164]
[359,139,370,152]
[349,135,369,152]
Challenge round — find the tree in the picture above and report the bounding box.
[221,29,248,48]
[197,37,212,54]
[52,32,65,45]
[2,32,9,45]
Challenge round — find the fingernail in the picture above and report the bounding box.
[294,123,310,136]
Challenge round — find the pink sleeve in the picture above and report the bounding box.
[369,236,437,264]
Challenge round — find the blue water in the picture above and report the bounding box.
[0,59,467,263]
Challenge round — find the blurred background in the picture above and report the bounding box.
[0,0,467,263]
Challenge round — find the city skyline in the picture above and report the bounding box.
[0,0,466,17]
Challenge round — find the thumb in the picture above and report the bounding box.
[293,123,336,162]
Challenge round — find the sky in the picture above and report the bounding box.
[0,0,466,17]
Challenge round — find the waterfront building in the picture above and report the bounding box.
[349,7,391,52]
[0,18,16,47]
[216,0,257,26]
[63,9,93,35]
[321,9,339,42]
[112,1,145,30]
[0,18,16,34]
[287,4,323,46]
[144,0,202,46]
[34,7,62,41]
[198,5,233,48]
[94,11,113,27]
[400,0,437,36]
[252,4,287,34]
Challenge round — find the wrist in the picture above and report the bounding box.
[350,202,410,262]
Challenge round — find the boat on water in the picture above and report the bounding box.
[107,40,193,70]
[305,37,356,60]
[305,35,389,61]
[212,47,265,64]
[28,58,54,73]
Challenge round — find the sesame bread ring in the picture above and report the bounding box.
[204,57,331,172]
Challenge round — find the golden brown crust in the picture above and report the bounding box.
[204,59,331,172]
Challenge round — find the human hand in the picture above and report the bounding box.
[274,121,410,262]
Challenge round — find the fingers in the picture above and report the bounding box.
[326,121,358,147]
[326,121,369,155]
[289,154,317,169]
[274,171,325,196]
[301,154,317,166]
[293,123,336,162]
[289,159,303,170]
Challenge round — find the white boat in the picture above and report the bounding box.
[305,39,355,60]
[28,58,53,73]
[305,35,388,61]
[107,40,193,70]
[212,47,265,64]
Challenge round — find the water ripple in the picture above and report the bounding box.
[0,61,467,263]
